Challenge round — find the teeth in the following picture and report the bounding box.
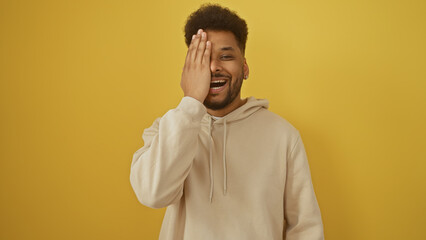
[211,80,226,83]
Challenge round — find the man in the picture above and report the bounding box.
[130,4,324,240]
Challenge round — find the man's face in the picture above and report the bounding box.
[203,30,249,110]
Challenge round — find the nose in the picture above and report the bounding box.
[210,58,222,73]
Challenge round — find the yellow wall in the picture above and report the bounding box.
[1,0,425,239]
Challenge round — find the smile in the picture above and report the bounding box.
[209,80,228,94]
[210,79,227,88]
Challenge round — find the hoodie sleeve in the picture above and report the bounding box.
[284,133,324,240]
[130,97,206,209]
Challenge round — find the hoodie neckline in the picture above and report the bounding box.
[203,97,269,124]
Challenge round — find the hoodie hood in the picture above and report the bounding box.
[202,96,269,124]
[201,97,269,203]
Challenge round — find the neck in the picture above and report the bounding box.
[207,94,247,117]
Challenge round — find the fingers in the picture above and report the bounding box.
[187,29,202,63]
[184,34,196,64]
[185,29,210,66]
[186,32,199,64]
[195,31,207,63]
[202,40,211,65]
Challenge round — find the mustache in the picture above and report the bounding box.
[211,73,231,79]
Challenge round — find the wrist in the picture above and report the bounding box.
[178,96,207,121]
[184,92,205,103]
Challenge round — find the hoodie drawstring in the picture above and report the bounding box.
[209,117,214,203]
[223,119,227,195]
[209,118,228,202]
[208,117,228,202]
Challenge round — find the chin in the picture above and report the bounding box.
[204,98,227,110]
[204,93,233,110]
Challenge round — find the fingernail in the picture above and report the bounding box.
[192,35,195,40]
[202,32,206,39]
[197,29,202,34]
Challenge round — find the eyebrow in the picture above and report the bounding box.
[220,46,235,51]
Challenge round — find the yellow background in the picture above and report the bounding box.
[1,0,425,239]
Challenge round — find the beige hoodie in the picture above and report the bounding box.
[130,96,324,240]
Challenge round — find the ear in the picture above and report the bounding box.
[243,58,249,80]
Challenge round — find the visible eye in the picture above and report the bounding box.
[220,55,234,60]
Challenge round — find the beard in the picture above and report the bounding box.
[203,67,244,110]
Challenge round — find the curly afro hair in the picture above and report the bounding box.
[184,4,248,54]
